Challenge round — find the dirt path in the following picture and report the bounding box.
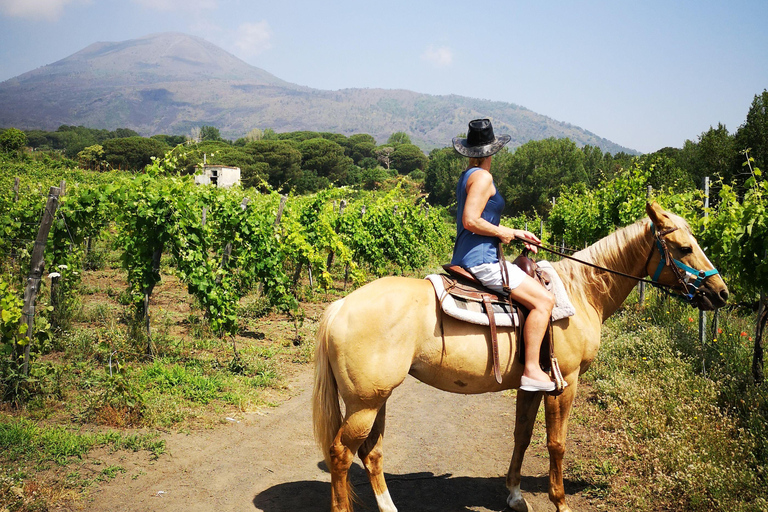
[85,367,597,512]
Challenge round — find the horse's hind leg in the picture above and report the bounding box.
[358,402,397,512]
[506,389,544,511]
[330,403,381,512]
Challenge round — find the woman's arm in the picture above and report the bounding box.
[462,169,540,252]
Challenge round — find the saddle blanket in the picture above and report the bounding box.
[425,260,576,327]
[425,273,519,327]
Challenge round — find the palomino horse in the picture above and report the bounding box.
[313,202,728,512]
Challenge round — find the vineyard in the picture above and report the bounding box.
[1,146,767,511]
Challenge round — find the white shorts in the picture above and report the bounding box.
[469,261,526,292]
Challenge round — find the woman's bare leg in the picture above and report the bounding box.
[509,274,555,383]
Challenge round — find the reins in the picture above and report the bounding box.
[513,235,666,288]
[513,223,720,302]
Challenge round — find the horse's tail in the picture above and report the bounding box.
[313,298,345,468]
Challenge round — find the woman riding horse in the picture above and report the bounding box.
[313,139,729,512]
[451,118,558,392]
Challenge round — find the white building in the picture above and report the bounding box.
[194,165,241,188]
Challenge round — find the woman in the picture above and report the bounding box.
[451,118,557,392]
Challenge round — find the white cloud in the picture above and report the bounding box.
[233,21,272,57]
[132,0,217,11]
[421,45,453,67]
[0,0,89,21]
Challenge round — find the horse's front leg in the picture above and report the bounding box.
[506,389,544,511]
[544,378,579,512]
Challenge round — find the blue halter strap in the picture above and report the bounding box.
[649,223,720,302]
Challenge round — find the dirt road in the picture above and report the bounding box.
[86,367,596,512]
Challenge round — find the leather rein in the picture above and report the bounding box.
[513,223,720,302]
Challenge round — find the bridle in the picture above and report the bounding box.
[646,224,720,302]
[514,222,721,303]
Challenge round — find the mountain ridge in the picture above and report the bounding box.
[0,32,637,154]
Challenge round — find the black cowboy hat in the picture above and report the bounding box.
[452,118,511,158]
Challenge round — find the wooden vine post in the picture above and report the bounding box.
[326,199,346,269]
[50,181,66,331]
[639,185,652,306]
[144,245,163,356]
[20,185,61,375]
[754,251,767,383]
[699,177,710,345]
[344,204,366,290]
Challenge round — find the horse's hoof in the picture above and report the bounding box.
[507,495,531,512]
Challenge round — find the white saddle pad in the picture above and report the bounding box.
[425,274,519,327]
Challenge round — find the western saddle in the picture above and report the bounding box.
[440,249,565,392]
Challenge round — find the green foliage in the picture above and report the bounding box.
[102,136,168,171]
[424,147,464,208]
[390,143,428,174]
[702,155,767,301]
[199,125,222,142]
[0,278,27,362]
[151,134,187,146]
[297,138,352,190]
[387,131,411,145]
[77,144,106,171]
[579,291,768,511]
[347,133,377,164]
[496,137,588,216]
[26,125,140,158]
[0,128,27,154]
[735,89,768,175]
[246,139,303,191]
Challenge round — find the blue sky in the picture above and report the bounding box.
[0,0,765,153]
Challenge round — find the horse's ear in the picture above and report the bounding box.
[646,201,674,230]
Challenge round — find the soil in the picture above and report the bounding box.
[80,367,598,512]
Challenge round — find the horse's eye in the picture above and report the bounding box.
[679,246,693,254]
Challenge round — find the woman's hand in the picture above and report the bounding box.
[511,229,541,254]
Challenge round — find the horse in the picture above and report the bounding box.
[312,202,728,512]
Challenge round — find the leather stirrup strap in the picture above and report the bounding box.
[482,295,503,384]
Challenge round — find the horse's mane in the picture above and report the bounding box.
[557,212,692,312]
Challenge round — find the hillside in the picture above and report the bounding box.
[0,32,636,154]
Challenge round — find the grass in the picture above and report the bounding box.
[569,288,768,511]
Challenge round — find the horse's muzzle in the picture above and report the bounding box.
[693,285,729,311]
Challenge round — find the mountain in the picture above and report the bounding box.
[0,32,636,154]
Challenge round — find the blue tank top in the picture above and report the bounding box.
[451,167,505,268]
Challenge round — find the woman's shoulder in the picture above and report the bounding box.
[465,167,493,185]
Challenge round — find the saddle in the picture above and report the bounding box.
[441,249,566,392]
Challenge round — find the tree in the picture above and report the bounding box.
[151,134,186,147]
[102,136,168,171]
[245,128,263,142]
[278,131,321,142]
[424,147,465,207]
[694,123,737,184]
[77,144,106,171]
[387,131,411,145]
[390,143,428,174]
[199,126,222,142]
[245,139,303,191]
[298,138,352,185]
[496,138,587,216]
[111,128,140,139]
[347,134,377,164]
[0,127,27,153]
[375,146,395,169]
[735,90,768,178]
